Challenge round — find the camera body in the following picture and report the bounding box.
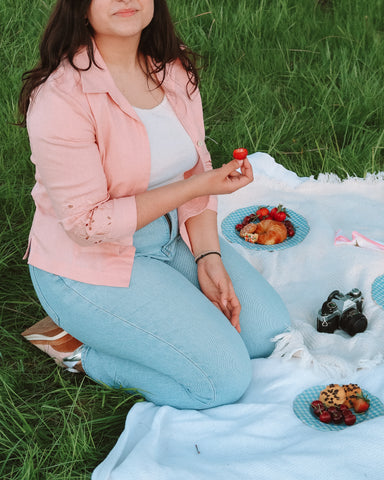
[317,288,367,336]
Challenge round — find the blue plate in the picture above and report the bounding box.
[372,274,384,309]
[221,206,309,251]
[293,385,384,431]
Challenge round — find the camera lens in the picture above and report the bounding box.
[339,309,368,336]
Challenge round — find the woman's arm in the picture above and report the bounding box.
[185,208,242,333]
[182,158,253,332]
[135,157,253,230]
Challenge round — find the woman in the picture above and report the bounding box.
[19,0,290,409]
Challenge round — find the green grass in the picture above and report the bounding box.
[1,0,384,478]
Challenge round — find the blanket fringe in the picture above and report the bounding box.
[357,353,384,370]
[311,171,384,184]
[271,330,312,365]
[271,329,384,377]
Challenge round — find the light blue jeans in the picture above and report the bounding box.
[29,210,290,409]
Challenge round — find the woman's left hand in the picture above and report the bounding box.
[197,254,241,333]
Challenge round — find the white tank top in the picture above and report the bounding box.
[133,96,198,190]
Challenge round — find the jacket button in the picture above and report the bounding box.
[197,140,204,147]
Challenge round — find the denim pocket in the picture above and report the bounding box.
[133,215,173,258]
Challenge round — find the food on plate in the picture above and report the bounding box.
[327,406,344,424]
[270,206,287,222]
[235,205,295,244]
[255,207,270,220]
[319,411,332,423]
[351,393,370,413]
[233,148,248,160]
[254,219,287,245]
[311,400,357,426]
[242,233,259,243]
[239,223,259,244]
[310,399,357,426]
[342,408,357,425]
[310,400,326,417]
[343,383,363,407]
[239,222,257,237]
[343,383,370,413]
[283,219,295,237]
[311,383,369,427]
[319,384,347,407]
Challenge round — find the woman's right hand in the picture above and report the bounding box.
[196,157,253,196]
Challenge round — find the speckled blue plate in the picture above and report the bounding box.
[293,385,384,431]
[372,274,384,309]
[221,205,309,251]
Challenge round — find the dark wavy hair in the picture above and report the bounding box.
[18,0,200,126]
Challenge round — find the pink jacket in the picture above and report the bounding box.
[25,47,217,287]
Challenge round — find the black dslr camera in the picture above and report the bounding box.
[317,288,367,336]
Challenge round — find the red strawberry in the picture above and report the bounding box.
[352,393,370,414]
[256,207,270,220]
[274,211,287,222]
[319,411,332,423]
[233,148,248,160]
[270,204,289,221]
[270,207,278,219]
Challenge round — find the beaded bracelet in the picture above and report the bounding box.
[194,251,222,263]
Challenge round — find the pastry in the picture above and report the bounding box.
[319,383,347,407]
[254,219,287,245]
[343,384,363,408]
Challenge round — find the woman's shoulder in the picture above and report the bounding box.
[164,57,187,81]
[37,47,92,98]
[162,57,199,98]
[47,51,87,94]
[28,49,92,121]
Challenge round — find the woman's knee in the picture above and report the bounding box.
[196,349,253,409]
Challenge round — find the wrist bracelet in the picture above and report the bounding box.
[194,251,222,263]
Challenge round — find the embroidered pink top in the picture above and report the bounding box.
[25,47,217,287]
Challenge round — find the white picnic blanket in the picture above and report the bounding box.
[92,154,384,480]
[218,152,384,376]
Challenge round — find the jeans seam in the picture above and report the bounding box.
[60,277,217,404]
[29,266,60,323]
